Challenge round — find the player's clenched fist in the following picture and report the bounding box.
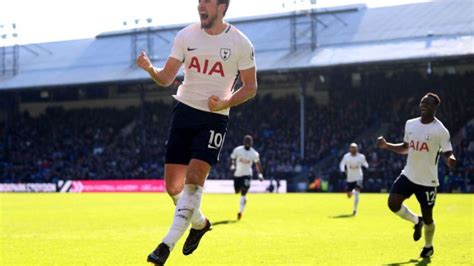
[208,95,229,112]
[136,51,153,72]
[376,136,387,149]
[447,154,457,169]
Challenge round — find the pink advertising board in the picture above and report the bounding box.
[68,180,165,193]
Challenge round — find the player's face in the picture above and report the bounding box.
[198,0,221,29]
[419,96,437,117]
[244,137,253,149]
[350,146,357,155]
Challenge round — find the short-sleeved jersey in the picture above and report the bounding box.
[231,146,260,177]
[169,23,256,116]
[339,153,369,182]
[401,117,453,187]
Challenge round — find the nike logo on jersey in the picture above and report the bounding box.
[177,208,193,212]
[187,47,197,51]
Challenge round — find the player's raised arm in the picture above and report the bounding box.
[136,52,182,87]
[208,67,257,112]
[377,136,409,155]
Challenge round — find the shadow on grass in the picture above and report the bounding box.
[384,257,431,266]
[329,214,355,219]
[212,220,238,227]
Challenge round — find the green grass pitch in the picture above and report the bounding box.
[1,193,472,265]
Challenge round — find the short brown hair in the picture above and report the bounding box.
[218,0,230,15]
[424,92,441,106]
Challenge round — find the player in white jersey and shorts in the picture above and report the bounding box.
[230,135,264,220]
[339,143,369,215]
[377,93,456,258]
[136,1,257,264]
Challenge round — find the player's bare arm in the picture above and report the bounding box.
[443,151,457,169]
[377,136,408,155]
[208,67,257,112]
[136,52,182,87]
[255,161,264,181]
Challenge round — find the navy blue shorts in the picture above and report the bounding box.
[390,175,437,208]
[347,180,363,192]
[234,176,251,194]
[165,102,228,166]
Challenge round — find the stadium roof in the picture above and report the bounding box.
[1,0,473,90]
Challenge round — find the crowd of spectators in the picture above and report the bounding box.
[1,71,473,192]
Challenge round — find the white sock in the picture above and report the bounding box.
[162,184,203,250]
[239,196,247,213]
[170,192,182,205]
[170,191,207,230]
[190,206,207,230]
[424,222,435,248]
[394,205,419,225]
[353,190,359,213]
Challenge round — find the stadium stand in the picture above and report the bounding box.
[2,71,473,192]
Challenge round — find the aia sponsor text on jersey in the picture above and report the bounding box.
[238,158,252,164]
[409,140,430,152]
[188,56,225,77]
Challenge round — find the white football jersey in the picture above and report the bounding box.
[401,117,453,187]
[231,146,260,177]
[169,23,256,115]
[339,153,368,182]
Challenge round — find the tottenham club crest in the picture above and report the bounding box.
[220,48,231,61]
[425,134,431,141]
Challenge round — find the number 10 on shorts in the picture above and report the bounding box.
[208,130,225,149]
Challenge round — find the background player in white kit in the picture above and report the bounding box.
[230,135,263,220]
[136,0,257,265]
[377,93,456,258]
[339,143,368,216]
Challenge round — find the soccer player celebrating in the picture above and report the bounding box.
[339,143,368,215]
[377,93,456,258]
[230,135,264,220]
[136,0,257,264]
